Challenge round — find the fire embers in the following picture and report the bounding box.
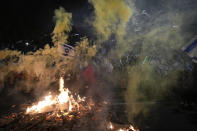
[0,99,139,131]
[0,101,107,130]
[107,121,139,131]
[26,77,87,114]
[0,76,140,131]
[0,111,92,130]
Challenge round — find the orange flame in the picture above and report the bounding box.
[26,77,85,114]
[108,122,113,130]
[107,122,138,131]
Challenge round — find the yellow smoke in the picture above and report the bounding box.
[0,49,21,60]
[89,0,133,41]
[52,7,72,46]
[66,38,97,73]
[88,2,189,123]
[124,64,179,121]
[0,7,97,95]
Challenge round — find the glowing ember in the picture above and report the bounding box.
[26,77,85,114]
[129,125,135,131]
[107,122,138,131]
[108,122,114,130]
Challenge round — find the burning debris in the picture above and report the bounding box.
[26,77,86,114]
[0,108,138,131]
[0,76,138,131]
[107,122,139,131]
[0,109,97,130]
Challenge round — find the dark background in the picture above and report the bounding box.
[1,0,197,52]
[0,0,91,51]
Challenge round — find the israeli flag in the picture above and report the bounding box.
[182,37,197,63]
[58,43,75,57]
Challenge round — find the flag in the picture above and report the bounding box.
[182,37,197,63]
[58,43,75,57]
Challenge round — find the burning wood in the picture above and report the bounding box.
[26,77,86,114]
[0,103,102,130]
[107,121,139,131]
[0,77,139,131]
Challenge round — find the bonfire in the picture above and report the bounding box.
[26,77,86,115]
[0,77,138,131]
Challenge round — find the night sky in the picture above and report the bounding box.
[1,0,197,52]
[0,0,90,51]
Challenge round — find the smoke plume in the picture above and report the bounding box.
[52,7,72,45]
[0,0,197,128]
[87,0,197,125]
[88,0,133,42]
